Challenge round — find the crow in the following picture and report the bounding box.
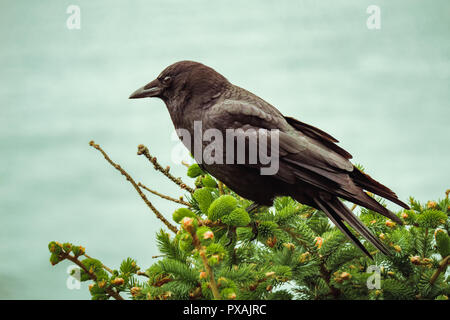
[130,60,409,258]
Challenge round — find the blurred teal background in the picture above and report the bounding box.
[0,0,449,299]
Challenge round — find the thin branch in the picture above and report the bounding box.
[184,223,221,300]
[61,252,124,300]
[137,144,195,194]
[89,141,178,234]
[138,182,191,206]
[430,256,449,285]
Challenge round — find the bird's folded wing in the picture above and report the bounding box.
[206,98,354,177]
[205,98,407,220]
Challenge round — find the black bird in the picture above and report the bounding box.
[130,61,409,258]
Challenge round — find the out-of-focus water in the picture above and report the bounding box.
[0,0,448,299]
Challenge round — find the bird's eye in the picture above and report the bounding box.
[162,76,172,84]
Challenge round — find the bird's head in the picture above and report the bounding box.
[129,61,229,104]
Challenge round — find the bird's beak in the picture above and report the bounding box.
[129,79,161,99]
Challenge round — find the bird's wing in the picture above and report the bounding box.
[205,97,406,220]
[206,98,354,174]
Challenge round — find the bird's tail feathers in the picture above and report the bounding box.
[350,166,410,210]
[312,196,392,259]
[342,190,404,225]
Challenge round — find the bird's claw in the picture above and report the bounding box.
[246,203,261,213]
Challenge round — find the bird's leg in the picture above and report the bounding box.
[225,226,236,247]
[250,222,259,241]
[245,203,262,241]
[246,202,261,213]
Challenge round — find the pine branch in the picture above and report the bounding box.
[60,250,123,300]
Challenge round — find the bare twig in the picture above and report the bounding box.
[139,182,191,206]
[137,144,195,194]
[89,141,178,234]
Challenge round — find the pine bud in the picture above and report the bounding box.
[203,231,214,240]
[130,287,141,297]
[228,292,237,299]
[199,271,207,279]
[379,233,386,240]
[266,236,277,248]
[187,164,205,178]
[62,243,72,253]
[427,201,437,209]
[221,208,251,227]
[299,252,310,263]
[393,245,402,252]
[314,237,323,248]
[173,208,196,224]
[202,175,217,188]
[385,220,396,228]
[193,188,214,213]
[49,253,61,265]
[111,278,124,286]
[410,256,421,265]
[265,271,275,277]
[340,272,351,280]
[283,243,295,251]
[71,245,85,257]
[181,217,194,231]
[207,195,238,221]
[401,212,408,219]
